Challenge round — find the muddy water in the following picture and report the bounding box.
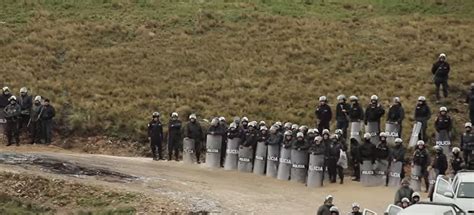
[0,149,421,214]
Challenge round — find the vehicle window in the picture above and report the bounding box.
[457,182,474,198]
[436,178,450,195]
[452,177,459,195]
[443,210,454,215]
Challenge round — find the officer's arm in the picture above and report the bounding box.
[431,63,437,75]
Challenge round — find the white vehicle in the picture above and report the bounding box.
[432,170,474,214]
[385,202,466,215]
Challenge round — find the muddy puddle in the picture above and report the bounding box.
[0,153,138,183]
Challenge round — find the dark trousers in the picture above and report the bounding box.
[421,168,430,192]
[318,121,330,133]
[30,121,41,144]
[195,141,202,163]
[5,120,19,145]
[19,114,30,134]
[337,166,344,183]
[336,120,349,140]
[352,162,360,180]
[41,119,53,144]
[419,120,428,142]
[434,79,448,100]
[168,138,180,161]
[150,139,163,159]
[220,139,227,166]
[327,158,337,182]
[470,111,474,125]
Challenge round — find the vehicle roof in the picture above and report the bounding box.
[399,204,454,215]
[455,171,474,183]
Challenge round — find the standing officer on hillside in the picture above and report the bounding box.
[168,112,182,161]
[365,95,385,134]
[432,53,450,102]
[184,114,204,163]
[466,83,474,123]
[461,122,474,170]
[414,96,431,142]
[30,96,43,144]
[316,96,332,132]
[18,87,32,133]
[348,96,364,122]
[148,112,163,160]
[387,97,405,137]
[336,95,350,140]
[39,99,55,145]
[4,96,21,146]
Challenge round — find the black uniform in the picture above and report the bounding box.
[387,103,405,137]
[432,60,450,100]
[3,102,21,145]
[434,115,452,134]
[414,102,431,142]
[432,150,448,175]
[18,94,32,132]
[315,104,332,132]
[184,121,204,163]
[466,88,474,123]
[0,93,11,109]
[168,119,182,161]
[365,103,385,133]
[349,102,364,122]
[148,119,164,159]
[30,102,42,144]
[336,102,351,139]
[267,132,282,146]
[451,153,464,175]
[242,128,259,149]
[39,104,55,144]
[461,130,474,169]
[350,138,361,181]
[219,123,228,166]
[325,139,342,183]
[413,147,430,191]
[359,139,376,163]
[390,143,406,179]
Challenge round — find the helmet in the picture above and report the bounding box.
[380,132,388,137]
[395,138,403,144]
[211,118,219,126]
[284,122,292,129]
[412,192,420,198]
[434,145,442,152]
[314,136,323,142]
[233,116,240,123]
[322,129,330,135]
[229,122,237,129]
[299,125,308,131]
[314,129,320,134]
[2,86,9,92]
[8,96,16,101]
[171,112,179,117]
[370,95,378,101]
[219,116,226,122]
[417,140,425,146]
[439,107,447,112]
[465,122,472,128]
[364,133,371,139]
[335,129,343,135]
[296,132,304,138]
[20,87,28,93]
[349,95,358,101]
[393,97,400,103]
[329,206,339,212]
[259,120,266,126]
[401,178,410,185]
[325,195,333,201]
[269,125,278,133]
[352,203,360,209]
[439,53,446,59]
[319,96,327,102]
[418,96,426,101]
[291,124,299,130]
[275,121,282,127]
[401,198,410,203]
[241,117,249,122]
[337,94,346,101]
[452,147,460,153]
[249,121,258,128]
[284,130,292,136]
[34,96,42,102]
[307,129,315,134]
[189,114,197,120]
[152,112,160,117]
[260,126,268,131]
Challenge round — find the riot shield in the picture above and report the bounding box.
[410,165,422,191]
[374,159,389,186]
[253,141,267,175]
[224,138,240,171]
[205,135,222,168]
[290,149,308,184]
[183,138,196,164]
[388,161,403,187]
[237,146,254,173]
[436,130,451,157]
[408,122,422,148]
[266,144,280,178]
[385,122,400,147]
[350,122,362,143]
[360,160,375,187]
[277,147,291,180]
[307,154,325,188]
[366,122,380,146]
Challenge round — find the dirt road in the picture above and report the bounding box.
[0,146,403,214]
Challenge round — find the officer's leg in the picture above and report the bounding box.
[435,81,441,100]
[6,121,13,146]
[168,140,173,160]
[41,121,47,144]
[195,141,201,163]
[343,121,348,140]
[220,139,227,166]
[157,141,163,160]
[174,140,180,161]
[13,121,19,145]
[337,165,344,184]
[45,120,52,144]
[442,80,448,98]
[150,140,157,160]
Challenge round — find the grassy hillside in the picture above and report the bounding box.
[1,0,473,141]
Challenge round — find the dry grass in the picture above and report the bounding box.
[0,0,473,142]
